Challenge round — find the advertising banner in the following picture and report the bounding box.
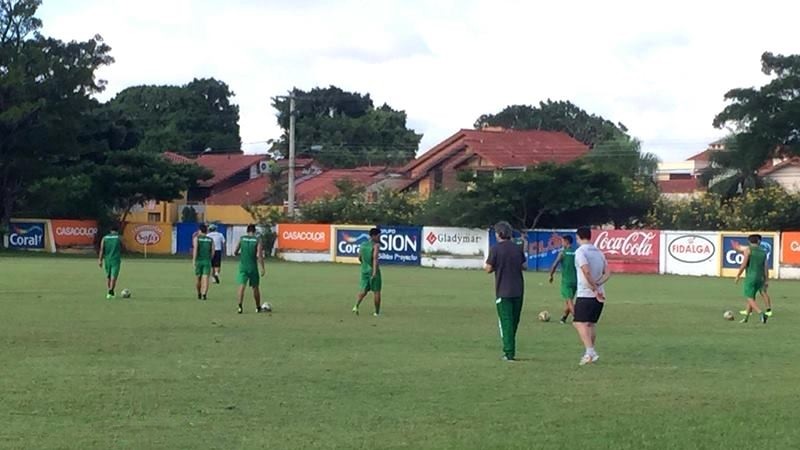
[781,232,800,265]
[378,226,421,266]
[332,225,372,263]
[122,223,173,254]
[277,223,331,251]
[720,232,779,277]
[422,227,487,257]
[175,223,228,254]
[662,231,720,276]
[228,225,270,256]
[51,220,98,249]
[526,230,577,271]
[592,229,660,273]
[7,221,48,250]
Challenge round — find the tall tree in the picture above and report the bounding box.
[0,0,113,227]
[272,86,422,168]
[474,100,629,147]
[106,78,241,155]
[585,137,660,182]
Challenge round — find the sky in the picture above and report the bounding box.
[39,0,800,161]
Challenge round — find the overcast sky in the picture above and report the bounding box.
[40,0,799,161]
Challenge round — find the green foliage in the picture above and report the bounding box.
[272,86,422,168]
[474,100,628,146]
[300,179,421,225]
[645,194,726,231]
[585,137,660,181]
[106,78,241,155]
[263,161,286,205]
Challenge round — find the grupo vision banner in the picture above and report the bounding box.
[51,220,98,250]
[720,232,779,277]
[122,223,173,254]
[7,221,48,250]
[593,229,660,273]
[526,230,577,271]
[277,223,331,252]
[662,231,720,276]
[377,225,421,266]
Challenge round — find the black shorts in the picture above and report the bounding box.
[574,297,604,323]
[212,251,222,267]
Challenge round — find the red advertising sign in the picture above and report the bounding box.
[51,219,98,248]
[592,229,661,273]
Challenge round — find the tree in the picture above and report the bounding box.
[106,78,241,155]
[0,0,113,227]
[474,100,628,147]
[300,179,421,224]
[584,137,659,181]
[272,86,422,168]
[263,161,286,205]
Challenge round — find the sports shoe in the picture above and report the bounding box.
[373,313,380,317]
[760,313,768,324]
[213,275,220,284]
[237,304,243,314]
[765,309,773,317]
[590,353,600,363]
[201,295,207,301]
[740,317,749,323]
[739,310,749,316]
[502,355,515,362]
[106,293,114,300]
[197,293,202,300]
[579,354,594,366]
[352,305,359,315]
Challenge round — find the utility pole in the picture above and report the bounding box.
[287,91,296,216]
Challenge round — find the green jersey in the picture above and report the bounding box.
[102,232,122,262]
[239,235,259,272]
[560,247,577,285]
[359,240,378,275]
[196,235,213,262]
[745,245,767,282]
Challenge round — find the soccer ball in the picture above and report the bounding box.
[723,310,734,321]
[121,289,131,299]
[538,311,551,322]
[260,302,272,312]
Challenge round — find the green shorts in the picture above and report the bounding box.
[360,272,382,293]
[237,269,260,287]
[743,280,764,299]
[195,261,211,277]
[104,261,121,279]
[561,283,577,300]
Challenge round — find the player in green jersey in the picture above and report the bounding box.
[733,238,773,317]
[234,225,266,314]
[353,228,382,316]
[735,234,769,324]
[98,224,122,299]
[548,235,577,324]
[193,224,214,300]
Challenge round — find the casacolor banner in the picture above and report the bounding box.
[593,229,660,273]
[51,219,98,249]
[781,232,800,265]
[662,231,720,276]
[422,227,486,257]
[277,223,331,251]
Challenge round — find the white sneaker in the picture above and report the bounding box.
[579,354,593,366]
[591,353,599,363]
[373,313,380,317]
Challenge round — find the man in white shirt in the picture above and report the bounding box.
[207,224,226,284]
[573,227,610,366]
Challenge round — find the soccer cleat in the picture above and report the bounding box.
[760,313,768,324]
[213,275,220,284]
[202,295,207,301]
[740,317,749,323]
[197,293,202,300]
[352,305,359,315]
[373,313,380,317]
[765,309,773,317]
[502,355,515,362]
[579,354,598,366]
[739,310,749,316]
[591,353,600,363]
[237,304,243,314]
[106,293,114,300]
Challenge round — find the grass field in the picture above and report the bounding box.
[1,255,798,450]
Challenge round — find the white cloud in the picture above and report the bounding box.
[39,0,800,161]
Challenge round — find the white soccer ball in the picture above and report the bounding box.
[723,310,734,321]
[260,302,272,312]
[121,289,131,299]
[538,310,551,322]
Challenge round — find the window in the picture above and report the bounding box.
[148,213,161,223]
[433,168,443,190]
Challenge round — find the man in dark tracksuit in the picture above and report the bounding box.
[485,221,527,361]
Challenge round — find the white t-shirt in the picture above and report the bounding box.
[575,243,608,299]
[207,231,226,251]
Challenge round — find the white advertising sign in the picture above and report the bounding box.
[662,231,720,277]
[422,227,487,257]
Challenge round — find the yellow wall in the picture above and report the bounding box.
[127,201,171,224]
[204,205,279,224]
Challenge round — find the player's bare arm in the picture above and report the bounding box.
[257,241,266,277]
[580,264,598,291]
[735,249,750,283]
[192,235,198,266]
[371,244,379,278]
[98,238,105,267]
[548,252,563,283]
[596,262,611,286]
[484,263,494,273]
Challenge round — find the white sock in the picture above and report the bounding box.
[586,347,596,356]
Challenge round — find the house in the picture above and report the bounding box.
[654,140,727,198]
[759,157,800,192]
[204,158,321,206]
[295,166,395,203]
[397,128,590,198]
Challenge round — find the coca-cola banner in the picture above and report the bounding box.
[661,231,720,277]
[592,229,660,273]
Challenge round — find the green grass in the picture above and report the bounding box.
[1,256,798,450]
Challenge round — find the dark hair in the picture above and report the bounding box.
[198,224,208,233]
[110,224,119,232]
[748,234,761,244]
[369,228,381,237]
[562,235,573,244]
[494,221,513,240]
[247,224,256,233]
[577,227,591,240]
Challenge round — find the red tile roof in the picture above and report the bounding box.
[296,167,385,203]
[658,178,705,194]
[686,149,717,162]
[163,151,194,164]
[759,157,800,176]
[195,154,266,187]
[205,176,270,205]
